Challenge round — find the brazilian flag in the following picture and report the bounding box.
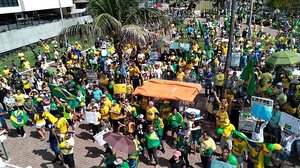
[240,59,256,96]
[49,84,80,109]
[10,110,28,128]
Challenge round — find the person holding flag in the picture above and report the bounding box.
[10,104,28,137]
[142,125,161,165]
[127,135,142,168]
[240,59,256,96]
[154,113,165,153]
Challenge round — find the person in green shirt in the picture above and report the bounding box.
[143,125,160,165]
[176,130,190,168]
[99,147,116,168]
[154,113,165,153]
[168,108,184,146]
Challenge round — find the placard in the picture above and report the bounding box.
[279,112,300,134]
[180,43,190,51]
[210,159,237,168]
[231,53,240,67]
[150,51,159,60]
[85,112,98,124]
[170,42,179,49]
[251,96,273,121]
[93,128,109,146]
[114,84,127,94]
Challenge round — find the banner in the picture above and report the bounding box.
[279,112,300,134]
[114,84,127,94]
[150,51,159,61]
[231,53,240,67]
[251,96,273,121]
[210,159,237,168]
[180,43,190,51]
[85,112,98,124]
[170,42,179,49]
[94,128,109,146]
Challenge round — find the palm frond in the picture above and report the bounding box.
[119,24,152,46]
[93,13,122,36]
[63,23,96,37]
[124,7,165,26]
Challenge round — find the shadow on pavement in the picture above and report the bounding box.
[29,131,41,140]
[75,131,93,141]
[78,123,91,131]
[85,146,104,158]
[158,156,170,167]
[32,149,55,161]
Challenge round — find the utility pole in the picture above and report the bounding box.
[248,0,254,37]
[58,0,67,47]
[225,0,236,71]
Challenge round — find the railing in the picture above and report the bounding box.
[0,12,87,33]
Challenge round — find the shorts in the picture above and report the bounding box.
[67,119,74,126]
[36,122,46,129]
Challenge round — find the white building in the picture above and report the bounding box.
[0,0,92,53]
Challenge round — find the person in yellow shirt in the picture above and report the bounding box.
[99,73,109,87]
[214,70,225,97]
[59,132,75,168]
[216,106,230,128]
[34,109,46,141]
[232,136,248,168]
[2,66,10,77]
[200,131,216,168]
[75,42,82,51]
[22,59,31,70]
[13,90,26,105]
[42,42,50,60]
[91,106,101,137]
[126,80,134,95]
[248,144,265,168]
[146,101,158,123]
[99,103,109,122]
[22,77,31,95]
[220,123,235,151]
[101,95,111,108]
[110,100,121,132]
[176,68,185,82]
[55,115,69,137]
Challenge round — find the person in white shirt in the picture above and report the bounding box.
[275,128,300,167]
[251,119,268,143]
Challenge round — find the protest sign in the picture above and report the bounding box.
[150,51,159,61]
[231,53,240,67]
[170,42,179,49]
[251,96,273,121]
[279,112,300,134]
[210,159,237,168]
[114,84,127,94]
[180,43,190,51]
[93,128,109,146]
[85,112,98,124]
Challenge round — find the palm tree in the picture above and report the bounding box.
[265,0,300,13]
[64,0,167,46]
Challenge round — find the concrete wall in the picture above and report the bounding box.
[0,15,93,53]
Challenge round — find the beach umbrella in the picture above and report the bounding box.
[103,132,136,154]
[265,51,300,66]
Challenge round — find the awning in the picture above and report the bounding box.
[132,79,202,102]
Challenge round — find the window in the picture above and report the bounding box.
[0,0,19,7]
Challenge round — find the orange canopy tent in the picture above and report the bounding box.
[132,79,202,102]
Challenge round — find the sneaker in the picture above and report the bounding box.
[22,134,26,138]
[17,134,21,137]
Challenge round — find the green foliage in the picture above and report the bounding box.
[265,0,300,12]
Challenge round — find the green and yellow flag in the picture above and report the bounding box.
[49,84,80,109]
[10,110,28,128]
[240,59,256,96]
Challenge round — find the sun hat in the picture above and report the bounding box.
[173,150,182,157]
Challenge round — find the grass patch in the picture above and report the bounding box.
[0,36,95,73]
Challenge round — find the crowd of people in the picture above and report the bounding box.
[0,1,300,168]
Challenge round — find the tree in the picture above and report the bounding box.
[265,0,300,12]
[64,0,166,46]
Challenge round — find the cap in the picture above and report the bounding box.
[173,150,181,157]
[277,82,283,86]
[25,95,30,99]
[114,158,123,165]
[102,94,107,98]
[91,99,96,102]
[138,114,144,119]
